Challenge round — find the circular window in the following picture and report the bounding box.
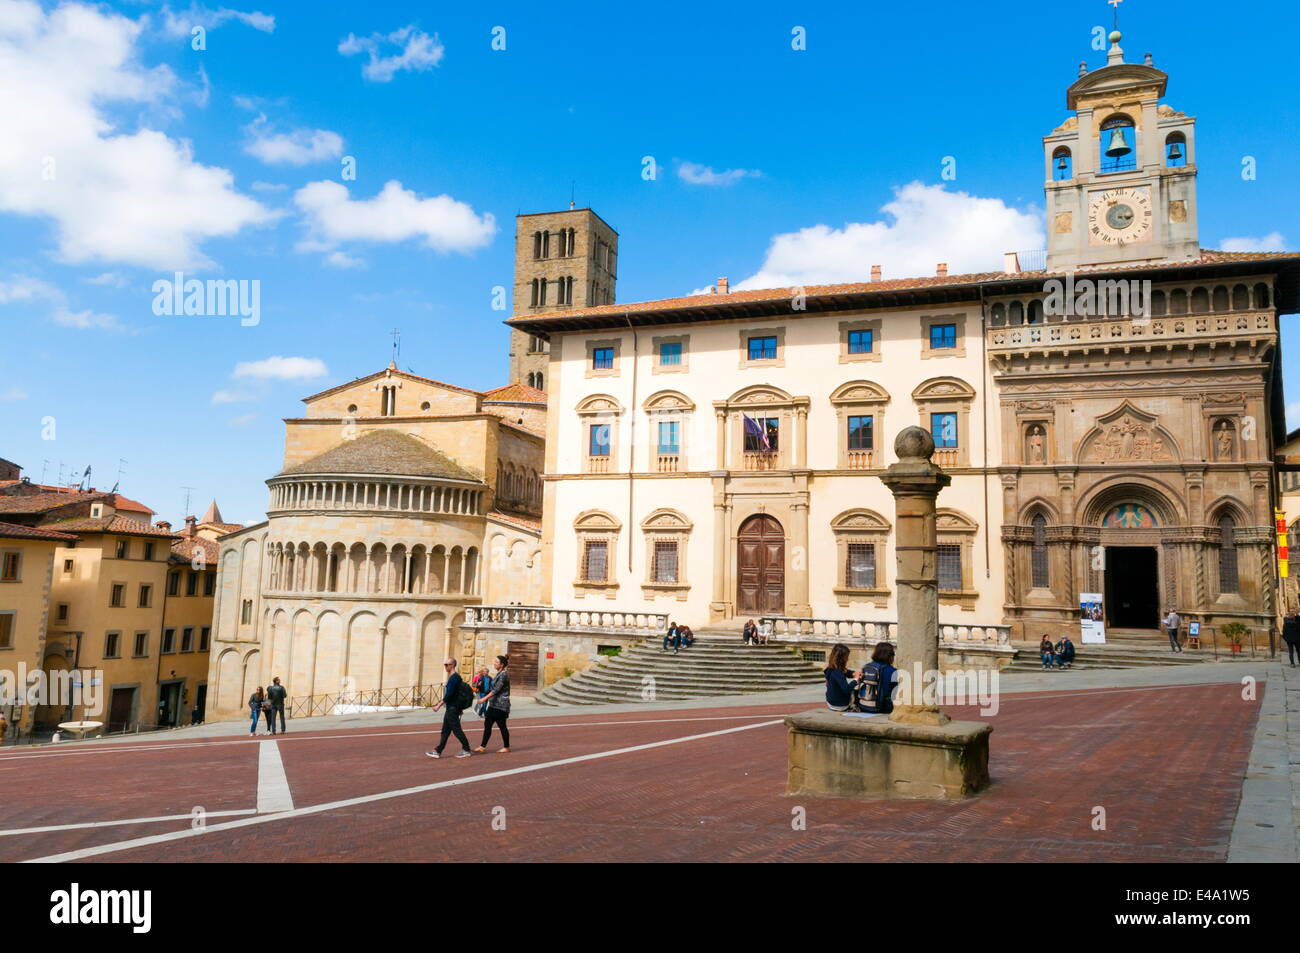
[421,401,431,411]
[347,404,358,414]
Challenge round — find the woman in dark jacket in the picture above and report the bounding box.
[1039,636,1056,670]
[858,642,898,715]
[824,643,861,711]
[1283,613,1300,666]
[474,655,512,753]
[742,620,758,644]
[248,688,267,737]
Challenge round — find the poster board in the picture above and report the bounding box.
[1079,593,1107,644]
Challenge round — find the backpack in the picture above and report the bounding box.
[454,680,474,710]
[857,663,895,714]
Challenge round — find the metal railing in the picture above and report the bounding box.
[287,684,442,719]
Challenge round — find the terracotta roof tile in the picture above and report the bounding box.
[0,492,110,515]
[482,381,547,404]
[171,536,219,565]
[41,515,179,538]
[0,521,77,542]
[487,510,542,533]
[279,429,481,482]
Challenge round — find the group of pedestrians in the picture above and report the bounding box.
[248,676,288,736]
[426,655,512,759]
[1037,635,1077,670]
[741,619,772,644]
[661,621,695,653]
[823,641,898,715]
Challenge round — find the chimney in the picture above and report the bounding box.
[184,515,197,537]
[1003,252,1021,275]
[155,520,172,532]
[870,264,882,282]
[936,263,948,277]
[716,276,729,294]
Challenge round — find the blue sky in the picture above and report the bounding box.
[1,0,1297,526]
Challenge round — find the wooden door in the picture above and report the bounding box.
[108,687,135,732]
[506,641,539,695]
[737,515,785,615]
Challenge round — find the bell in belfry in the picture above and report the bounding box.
[1105,127,1132,158]
[1167,140,1184,161]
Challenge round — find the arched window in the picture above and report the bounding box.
[1165,132,1187,167]
[1212,286,1229,312]
[1254,283,1270,310]
[1232,284,1250,311]
[1009,300,1024,325]
[1027,299,1044,324]
[1150,289,1167,316]
[1218,515,1239,594]
[1031,513,1049,589]
[990,302,1006,325]
[532,231,542,260]
[1052,146,1073,180]
[1100,115,1137,173]
[1191,287,1209,314]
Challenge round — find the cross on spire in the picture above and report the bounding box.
[1109,0,1123,28]
[390,328,401,365]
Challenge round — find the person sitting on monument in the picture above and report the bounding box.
[823,643,861,712]
[1039,636,1056,670]
[1054,635,1076,669]
[857,642,899,715]
[662,621,679,652]
[742,619,758,644]
[680,626,695,649]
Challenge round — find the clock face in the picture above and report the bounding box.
[1089,188,1153,245]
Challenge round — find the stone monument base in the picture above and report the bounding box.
[786,709,992,800]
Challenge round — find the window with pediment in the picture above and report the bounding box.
[831,509,891,607]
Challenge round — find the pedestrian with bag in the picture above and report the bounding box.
[474,655,512,754]
[248,687,267,737]
[856,642,899,715]
[267,675,288,734]
[426,659,473,759]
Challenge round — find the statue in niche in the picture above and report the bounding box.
[1215,421,1234,461]
[1027,425,1045,463]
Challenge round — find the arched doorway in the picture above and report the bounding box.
[737,514,785,615]
[1097,500,1165,632]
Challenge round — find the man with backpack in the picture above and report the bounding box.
[427,658,474,759]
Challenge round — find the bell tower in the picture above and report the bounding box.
[1044,25,1199,271]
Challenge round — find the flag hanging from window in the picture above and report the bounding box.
[743,414,771,452]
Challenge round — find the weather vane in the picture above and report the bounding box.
[1109,0,1123,28]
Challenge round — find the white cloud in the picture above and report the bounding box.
[251,180,289,193]
[1220,232,1287,253]
[729,182,1044,291]
[338,25,443,82]
[85,272,129,287]
[161,3,274,37]
[0,2,274,271]
[232,356,328,381]
[243,116,344,166]
[325,250,365,269]
[0,275,122,329]
[211,389,255,404]
[0,387,28,401]
[678,161,762,187]
[293,180,495,257]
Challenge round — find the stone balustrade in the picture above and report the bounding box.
[465,605,668,635]
[761,615,1011,647]
[987,310,1274,354]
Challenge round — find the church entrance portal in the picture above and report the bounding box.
[1104,546,1160,630]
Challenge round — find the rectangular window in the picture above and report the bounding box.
[161,628,176,654]
[241,599,253,624]
[747,336,778,361]
[204,573,215,597]
[0,613,13,649]
[181,627,194,652]
[931,412,958,448]
[658,341,682,365]
[592,346,614,370]
[63,559,74,573]
[845,543,877,588]
[143,542,155,561]
[56,603,69,622]
[133,631,148,657]
[104,631,120,658]
[167,572,180,596]
[929,323,957,350]
[137,584,152,608]
[652,541,679,583]
[115,539,128,559]
[110,583,125,607]
[937,544,963,591]
[847,415,874,450]
[589,423,611,457]
[848,329,874,354]
[582,541,608,582]
[743,417,780,452]
[1,552,18,581]
[657,420,680,455]
[199,626,211,651]
[186,572,198,596]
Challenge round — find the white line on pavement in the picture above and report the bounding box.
[22,719,786,863]
[0,810,257,837]
[256,740,295,814]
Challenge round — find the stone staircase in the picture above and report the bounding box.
[535,630,825,706]
[1005,642,1212,673]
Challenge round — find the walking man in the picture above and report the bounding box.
[427,658,473,759]
[267,676,288,734]
[1283,612,1300,667]
[473,655,512,754]
[1163,608,1182,653]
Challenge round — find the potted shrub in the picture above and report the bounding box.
[1220,622,1248,655]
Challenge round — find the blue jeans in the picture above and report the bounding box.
[249,708,262,732]
[1041,652,1054,667]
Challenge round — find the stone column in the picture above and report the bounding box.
[879,426,952,727]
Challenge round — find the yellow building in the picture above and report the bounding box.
[0,521,76,737]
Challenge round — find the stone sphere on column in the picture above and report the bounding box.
[894,425,935,463]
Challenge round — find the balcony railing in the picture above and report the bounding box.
[465,604,667,634]
[760,616,1012,647]
[587,455,611,474]
[932,448,959,468]
[743,451,780,471]
[846,449,875,470]
[987,311,1275,353]
[656,454,680,473]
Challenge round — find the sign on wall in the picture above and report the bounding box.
[1079,593,1106,644]
[1276,509,1289,579]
